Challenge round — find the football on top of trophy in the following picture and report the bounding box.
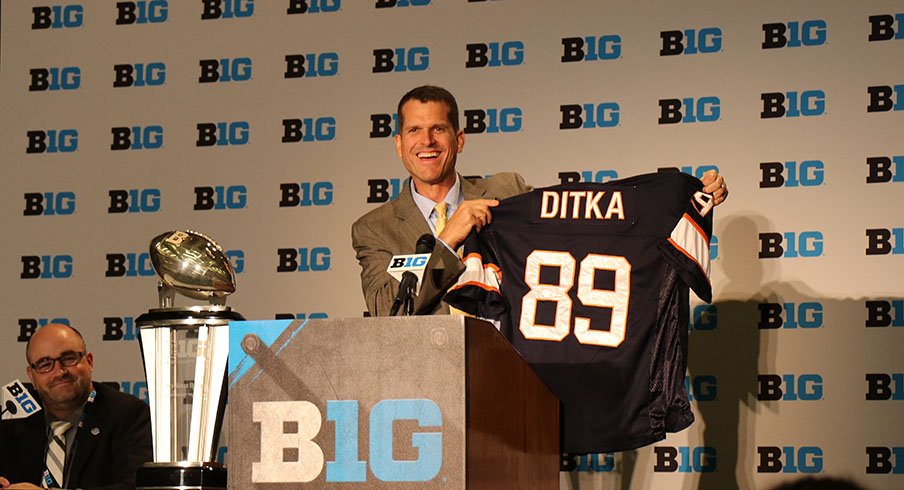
[149,230,236,301]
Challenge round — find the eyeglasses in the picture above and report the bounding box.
[29,351,86,374]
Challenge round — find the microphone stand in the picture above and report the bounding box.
[390,271,419,316]
[403,277,417,316]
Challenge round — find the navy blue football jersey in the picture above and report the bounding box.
[445,171,713,453]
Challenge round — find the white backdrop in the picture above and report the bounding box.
[1,1,901,488]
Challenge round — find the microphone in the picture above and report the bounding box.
[0,400,16,417]
[389,234,436,316]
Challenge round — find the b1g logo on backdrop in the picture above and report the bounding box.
[658,97,720,124]
[287,0,341,14]
[465,41,524,68]
[759,160,824,188]
[761,90,825,118]
[866,447,903,474]
[762,20,826,49]
[757,446,823,474]
[228,250,245,274]
[559,102,620,129]
[685,375,717,402]
[102,316,139,341]
[18,318,70,342]
[653,446,717,473]
[867,85,904,112]
[32,5,84,29]
[557,170,620,184]
[279,182,334,207]
[367,178,405,203]
[21,255,73,279]
[23,192,76,216]
[252,399,442,483]
[560,453,615,473]
[105,252,155,277]
[114,381,149,403]
[868,13,903,42]
[561,35,621,62]
[111,126,163,151]
[865,300,904,328]
[758,231,824,258]
[866,373,903,401]
[758,374,823,401]
[201,0,254,19]
[285,53,339,78]
[29,66,80,91]
[369,113,398,138]
[108,189,161,213]
[372,47,429,73]
[375,0,430,8]
[115,1,168,24]
[867,156,903,183]
[194,185,247,210]
[113,62,166,87]
[758,302,823,329]
[463,107,522,133]
[199,58,252,83]
[197,122,250,146]
[660,27,722,56]
[866,228,904,255]
[277,247,331,272]
[282,117,336,142]
[689,304,718,331]
[26,129,78,154]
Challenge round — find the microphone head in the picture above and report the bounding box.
[415,233,436,252]
[3,400,16,415]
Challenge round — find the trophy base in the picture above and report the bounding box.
[136,462,226,490]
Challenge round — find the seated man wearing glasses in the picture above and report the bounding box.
[0,323,152,490]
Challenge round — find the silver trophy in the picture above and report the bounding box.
[136,230,244,490]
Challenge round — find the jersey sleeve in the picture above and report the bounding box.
[443,230,508,318]
[657,189,714,303]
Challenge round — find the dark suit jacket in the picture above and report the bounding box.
[0,381,152,490]
[352,172,531,316]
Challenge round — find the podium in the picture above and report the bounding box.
[226,316,559,489]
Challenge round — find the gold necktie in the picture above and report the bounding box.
[434,202,470,316]
[434,202,448,235]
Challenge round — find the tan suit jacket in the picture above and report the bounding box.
[352,172,530,316]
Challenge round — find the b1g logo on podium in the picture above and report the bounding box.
[253,399,442,483]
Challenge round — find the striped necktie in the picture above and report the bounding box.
[45,420,72,488]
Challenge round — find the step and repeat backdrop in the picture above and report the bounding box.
[1,1,901,489]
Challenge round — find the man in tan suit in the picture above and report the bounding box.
[352,85,728,317]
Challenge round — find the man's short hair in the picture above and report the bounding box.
[25,324,87,364]
[397,85,460,132]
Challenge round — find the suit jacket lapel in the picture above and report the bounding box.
[460,175,489,200]
[66,384,103,486]
[392,179,432,249]
[17,414,47,482]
